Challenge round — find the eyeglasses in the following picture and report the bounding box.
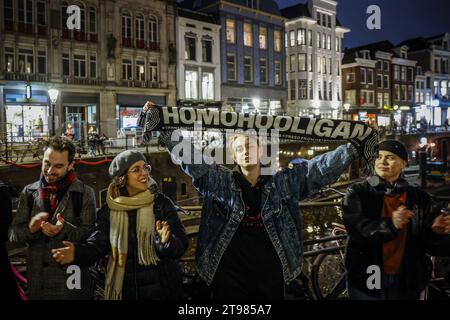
[128,164,152,175]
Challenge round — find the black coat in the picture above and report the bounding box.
[0,182,21,300]
[343,180,450,298]
[75,192,188,300]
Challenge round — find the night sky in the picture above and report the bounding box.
[275,0,450,49]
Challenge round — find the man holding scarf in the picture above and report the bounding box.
[9,136,96,300]
[139,101,376,299]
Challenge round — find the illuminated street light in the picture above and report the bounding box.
[48,88,59,137]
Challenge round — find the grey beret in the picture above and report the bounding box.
[109,150,147,178]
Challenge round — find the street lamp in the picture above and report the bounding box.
[48,88,59,137]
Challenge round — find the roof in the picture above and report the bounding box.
[342,40,395,64]
[280,3,311,19]
[180,0,282,16]
[177,7,219,25]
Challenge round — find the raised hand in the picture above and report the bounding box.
[156,220,171,244]
[41,213,64,237]
[29,212,50,234]
[51,241,75,265]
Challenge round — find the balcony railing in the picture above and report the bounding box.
[63,76,102,86]
[18,23,33,34]
[73,30,86,41]
[121,38,160,51]
[37,24,47,36]
[120,80,161,88]
[5,20,14,32]
[5,72,48,82]
[89,33,98,42]
[122,38,133,48]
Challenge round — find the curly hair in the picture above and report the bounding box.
[45,136,76,163]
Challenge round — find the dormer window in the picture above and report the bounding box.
[360,50,370,60]
[400,48,408,59]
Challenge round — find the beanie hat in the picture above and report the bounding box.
[109,150,147,178]
[378,140,408,161]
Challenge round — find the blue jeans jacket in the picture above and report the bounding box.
[160,130,359,285]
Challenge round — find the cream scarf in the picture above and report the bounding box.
[105,185,159,300]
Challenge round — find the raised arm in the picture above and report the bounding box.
[287,143,359,200]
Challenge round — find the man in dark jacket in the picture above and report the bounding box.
[343,140,450,300]
[0,181,21,300]
[9,137,97,299]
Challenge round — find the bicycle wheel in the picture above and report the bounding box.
[311,252,347,300]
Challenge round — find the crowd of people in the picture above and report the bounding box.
[0,101,449,301]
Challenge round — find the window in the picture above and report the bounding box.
[185,70,198,99]
[122,59,132,80]
[89,7,97,35]
[383,61,389,71]
[79,5,86,32]
[434,80,439,95]
[377,93,383,108]
[337,86,341,101]
[401,67,407,81]
[308,30,313,46]
[317,32,321,48]
[61,2,69,30]
[329,58,332,75]
[274,60,281,85]
[322,33,326,50]
[367,69,374,84]
[327,35,331,50]
[346,73,355,83]
[329,81,332,100]
[37,0,46,26]
[290,80,296,100]
[384,75,389,89]
[122,12,132,40]
[38,50,46,74]
[202,39,212,62]
[401,51,407,59]
[148,16,158,45]
[394,84,400,101]
[376,60,381,70]
[74,54,86,77]
[327,15,332,28]
[298,54,306,72]
[299,80,307,100]
[322,56,327,74]
[317,56,321,74]
[336,60,340,75]
[18,0,33,24]
[297,28,305,45]
[383,93,390,107]
[361,91,374,105]
[62,53,70,76]
[18,49,33,73]
[259,26,267,49]
[376,74,382,88]
[227,54,236,81]
[407,67,413,82]
[441,80,448,97]
[335,36,340,52]
[185,36,196,61]
[244,56,253,82]
[90,55,96,78]
[201,72,214,100]
[5,48,14,72]
[260,58,267,84]
[345,90,356,105]
[360,68,366,84]
[136,15,145,44]
[394,65,400,81]
[274,30,281,52]
[308,54,313,72]
[434,59,440,73]
[317,12,321,25]
[244,23,253,47]
[290,30,295,47]
[149,59,158,82]
[318,81,322,100]
[290,55,295,72]
[246,0,259,9]
[402,85,407,101]
[309,80,313,99]
[4,0,13,21]
[135,60,145,81]
[407,85,413,101]
[226,19,235,44]
[323,81,327,100]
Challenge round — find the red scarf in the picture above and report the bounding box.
[38,171,77,215]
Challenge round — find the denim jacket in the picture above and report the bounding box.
[158,129,359,286]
